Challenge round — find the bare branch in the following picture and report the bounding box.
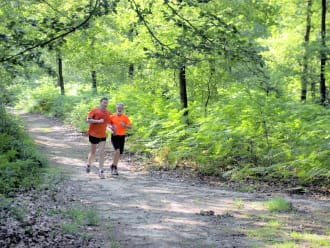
[0,0,100,63]
[129,0,171,50]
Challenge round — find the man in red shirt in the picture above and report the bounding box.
[109,102,131,175]
[86,97,111,179]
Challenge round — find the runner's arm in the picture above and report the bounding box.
[86,117,104,123]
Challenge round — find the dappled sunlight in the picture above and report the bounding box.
[102,201,122,208]
[49,155,85,167]
[135,223,172,231]
[167,201,202,214]
[51,126,66,131]
[162,217,204,226]
[290,231,330,243]
[19,111,330,248]
[243,201,265,211]
[131,191,238,215]
[140,187,172,194]
[29,127,52,132]
[34,137,71,148]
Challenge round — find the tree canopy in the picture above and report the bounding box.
[1,0,329,185]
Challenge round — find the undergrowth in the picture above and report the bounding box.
[0,106,47,196]
[14,80,330,188]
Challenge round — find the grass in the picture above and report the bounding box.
[42,175,100,235]
[238,185,255,193]
[0,196,28,222]
[233,198,244,209]
[245,210,330,248]
[110,241,120,248]
[269,242,301,248]
[247,225,283,241]
[38,167,70,191]
[61,223,80,234]
[66,206,100,226]
[105,222,120,248]
[264,197,293,212]
[48,208,63,215]
[289,232,330,247]
[59,207,100,236]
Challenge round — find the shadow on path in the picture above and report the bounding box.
[22,112,330,248]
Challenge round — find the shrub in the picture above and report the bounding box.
[265,197,293,212]
[0,107,46,195]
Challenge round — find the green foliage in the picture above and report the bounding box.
[17,79,114,132]
[18,78,330,185]
[19,80,68,118]
[2,0,329,188]
[0,106,47,195]
[68,96,104,132]
[289,232,330,247]
[66,207,100,226]
[265,197,293,212]
[61,223,80,235]
[60,206,100,234]
[110,241,120,248]
[0,196,28,222]
[0,0,112,64]
[246,212,330,247]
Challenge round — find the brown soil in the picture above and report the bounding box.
[19,112,330,247]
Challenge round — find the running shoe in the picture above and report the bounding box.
[113,166,119,176]
[86,164,91,173]
[110,164,115,175]
[98,170,105,179]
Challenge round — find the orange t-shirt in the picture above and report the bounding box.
[110,114,131,136]
[87,108,111,138]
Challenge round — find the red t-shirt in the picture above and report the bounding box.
[87,108,111,138]
[110,114,131,136]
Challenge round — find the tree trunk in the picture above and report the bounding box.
[311,77,316,100]
[204,59,215,116]
[128,64,134,77]
[319,0,327,105]
[301,0,312,102]
[57,52,64,96]
[91,70,97,93]
[179,65,188,116]
[128,27,135,78]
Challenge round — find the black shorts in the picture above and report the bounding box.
[89,135,106,144]
[111,135,126,154]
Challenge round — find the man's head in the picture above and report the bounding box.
[100,97,108,110]
[116,102,124,115]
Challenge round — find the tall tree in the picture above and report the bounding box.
[129,0,273,117]
[179,65,188,116]
[91,70,97,92]
[57,51,65,95]
[319,0,327,105]
[90,37,97,92]
[301,0,312,102]
[0,0,111,68]
[128,27,136,78]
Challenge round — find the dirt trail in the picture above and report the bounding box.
[22,112,330,248]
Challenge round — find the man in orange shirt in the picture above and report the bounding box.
[109,102,131,175]
[86,97,111,179]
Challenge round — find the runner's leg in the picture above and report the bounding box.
[87,143,97,165]
[98,141,106,170]
[113,149,121,166]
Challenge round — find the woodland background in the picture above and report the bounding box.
[0,0,329,196]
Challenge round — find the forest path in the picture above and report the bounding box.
[22,112,330,248]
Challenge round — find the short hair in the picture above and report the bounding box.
[100,97,108,102]
[116,102,124,107]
